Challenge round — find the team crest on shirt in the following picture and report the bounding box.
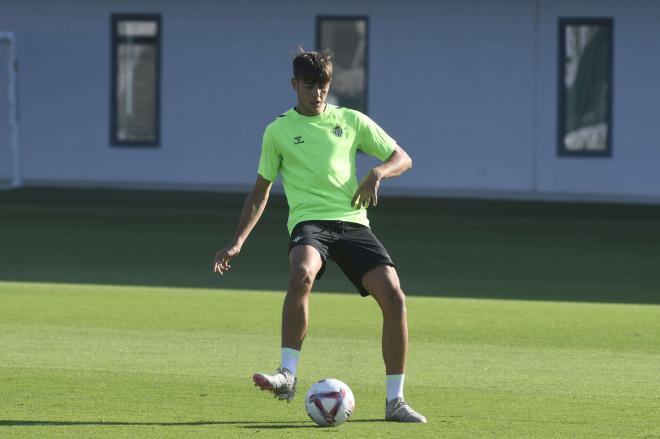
[293,136,304,144]
[333,125,343,137]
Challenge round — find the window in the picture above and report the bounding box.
[558,18,613,157]
[111,14,161,146]
[317,16,368,113]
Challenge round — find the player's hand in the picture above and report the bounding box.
[213,244,241,275]
[352,169,381,209]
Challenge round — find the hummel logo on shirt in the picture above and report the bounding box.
[293,136,304,144]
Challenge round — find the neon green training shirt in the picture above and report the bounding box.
[257,105,398,235]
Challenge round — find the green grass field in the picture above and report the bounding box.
[1,188,660,438]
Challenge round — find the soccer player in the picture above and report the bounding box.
[213,50,426,423]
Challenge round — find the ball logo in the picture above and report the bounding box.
[305,378,355,427]
[310,391,342,424]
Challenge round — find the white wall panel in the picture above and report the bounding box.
[0,0,658,201]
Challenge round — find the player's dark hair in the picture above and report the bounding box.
[292,48,333,85]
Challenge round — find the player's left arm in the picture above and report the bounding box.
[352,145,412,208]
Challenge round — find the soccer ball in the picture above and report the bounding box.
[305,378,355,427]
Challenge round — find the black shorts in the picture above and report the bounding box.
[288,220,395,296]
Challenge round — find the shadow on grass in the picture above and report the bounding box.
[0,419,384,428]
[242,419,384,428]
[0,419,306,427]
[2,187,659,304]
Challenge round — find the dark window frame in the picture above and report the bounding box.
[110,13,162,147]
[557,17,614,158]
[316,15,369,114]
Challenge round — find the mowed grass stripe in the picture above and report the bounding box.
[1,282,659,438]
[3,281,659,351]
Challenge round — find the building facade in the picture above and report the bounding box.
[1,0,659,202]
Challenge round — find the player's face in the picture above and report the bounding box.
[292,78,330,116]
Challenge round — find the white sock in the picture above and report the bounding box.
[386,374,405,402]
[281,347,300,376]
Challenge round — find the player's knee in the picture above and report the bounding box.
[392,288,406,313]
[290,264,316,291]
[380,287,406,316]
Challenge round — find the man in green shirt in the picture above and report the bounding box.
[213,50,426,423]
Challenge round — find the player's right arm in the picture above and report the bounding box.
[213,174,273,275]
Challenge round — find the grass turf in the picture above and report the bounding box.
[1,281,659,438]
[1,188,660,437]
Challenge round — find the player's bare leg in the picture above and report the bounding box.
[363,265,408,375]
[253,245,322,402]
[282,245,323,350]
[363,265,427,423]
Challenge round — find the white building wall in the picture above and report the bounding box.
[372,0,537,194]
[0,0,659,201]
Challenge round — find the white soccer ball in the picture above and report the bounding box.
[305,378,355,427]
